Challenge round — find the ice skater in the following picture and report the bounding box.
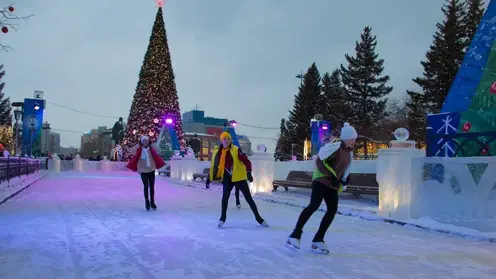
[210,132,268,228]
[287,122,357,254]
[126,135,166,211]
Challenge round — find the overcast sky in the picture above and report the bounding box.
[1,0,463,150]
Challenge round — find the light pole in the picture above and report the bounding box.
[295,71,304,86]
[13,108,22,156]
[29,116,35,156]
[42,122,51,155]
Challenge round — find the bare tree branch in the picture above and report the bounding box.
[0,5,34,52]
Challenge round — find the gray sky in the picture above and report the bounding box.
[2,0,455,150]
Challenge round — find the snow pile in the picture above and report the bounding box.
[0,170,48,205]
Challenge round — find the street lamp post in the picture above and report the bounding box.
[13,109,22,156]
[42,122,51,155]
[29,116,35,156]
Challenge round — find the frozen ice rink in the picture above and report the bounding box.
[0,172,495,279]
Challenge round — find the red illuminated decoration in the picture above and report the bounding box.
[1,27,8,33]
[481,145,490,155]
[8,6,14,12]
[462,121,472,132]
[490,81,496,94]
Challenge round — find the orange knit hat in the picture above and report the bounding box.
[220,132,231,141]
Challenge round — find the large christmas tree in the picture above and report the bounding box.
[123,7,185,158]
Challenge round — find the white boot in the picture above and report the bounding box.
[286,237,301,250]
[218,220,225,228]
[311,242,330,254]
[260,220,269,227]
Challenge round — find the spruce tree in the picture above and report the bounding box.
[416,0,466,113]
[321,69,349,126]
[286,63,321,159]
[273,118,292,161]
[463,0,485,48]
[406,92,427,143]
[340,26,393,137]
[122,7,185,158]
[0,65,12,126]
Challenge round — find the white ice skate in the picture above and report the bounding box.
[311,242,330,255]
[236,204,241,209]
[285,237,300,251]
[218,220,225,228]
[260,220,269,227]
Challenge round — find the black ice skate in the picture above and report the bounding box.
[151,202,157,211]
[145,200,151,211]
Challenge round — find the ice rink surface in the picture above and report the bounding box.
[0,172,495,279]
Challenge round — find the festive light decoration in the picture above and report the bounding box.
[165,117,173,124]
[155,0,164,8]
[490,81,496,94]
[1,27,7,33]
[122,7,186,159]
[8,6,14,12]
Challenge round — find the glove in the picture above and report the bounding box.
[340,176,350,186]
[330,175,340,188]
[247,172,254,183]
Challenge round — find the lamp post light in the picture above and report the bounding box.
[42,122,51,155]
[13,109,22,156]
[29,115,35,156]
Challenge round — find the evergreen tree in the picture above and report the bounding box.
[0,65,12,126]
[320,69,350,126]
[340,26,393,137]
[286,63,321,159]
[463,0,485,48]
[273,118,292,161]
[122,7,185,159]
[417,0,466,113]
[406,0,466,142]
[406,92,427,143]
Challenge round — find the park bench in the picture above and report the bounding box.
[158,165,171,177]
[272,170,379,196]
[193,168,210,180]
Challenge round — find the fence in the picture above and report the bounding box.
[0,157,47,183]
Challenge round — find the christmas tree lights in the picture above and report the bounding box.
[122,7,185,159]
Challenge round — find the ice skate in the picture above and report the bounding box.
[218,220,225,228]
[285,237,300,251]
[258,219,269,228]
[236,204,241,209]
[151,202,157,211]
[311,242,330,255]
[145,200,151,211]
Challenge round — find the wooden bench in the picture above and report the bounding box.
[345,173,379,196]
[272,171,313,192]
[272,171,379,195]
[193,168,210,180]
[158,165,171,177]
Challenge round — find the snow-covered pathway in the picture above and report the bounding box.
[0,172,495,279]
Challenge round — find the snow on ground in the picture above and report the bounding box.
[0,172,495,279]
[0,170,48,204]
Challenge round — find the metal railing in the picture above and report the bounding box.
[0,157,47,183]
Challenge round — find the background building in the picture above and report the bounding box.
[40,122,61,155]
[182,110,252,160]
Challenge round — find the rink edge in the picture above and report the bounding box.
[168,178,496,244]
[0,171,49,206]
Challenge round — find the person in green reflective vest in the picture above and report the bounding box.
[286,122,357,254]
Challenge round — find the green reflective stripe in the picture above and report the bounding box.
[322,160,337,177]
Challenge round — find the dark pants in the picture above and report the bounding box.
[290,181,339,242]
[140,171,156,205]
[206,176,240,205]
[220,174,263,223]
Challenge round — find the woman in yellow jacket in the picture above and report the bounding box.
[210,132,269,228]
